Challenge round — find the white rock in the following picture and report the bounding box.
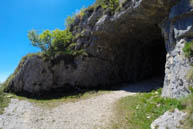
[151,109,187,129]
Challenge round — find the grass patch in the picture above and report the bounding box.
[10,90,111,108]
[0,84,11,114]
[110,89,184,129]
[181,94,193,129]
[183,40,193,58]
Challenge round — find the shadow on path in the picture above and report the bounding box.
[119,76,163,93]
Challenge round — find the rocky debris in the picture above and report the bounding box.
[151,109,187,129]
[161,0,193,98]
[6,0,178,94]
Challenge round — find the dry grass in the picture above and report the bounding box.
[10,90,111,108]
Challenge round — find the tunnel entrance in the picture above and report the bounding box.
[122,35,167,91]
[117,36,167,92]
[107,25,168,90]
[93,20,167,91]
[143,38,166,80]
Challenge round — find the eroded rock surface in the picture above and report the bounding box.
[161,0,193,98]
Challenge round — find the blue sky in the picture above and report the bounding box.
[0,0,95,82]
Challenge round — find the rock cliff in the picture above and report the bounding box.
[6,0,193,98]
[161,0,193,98]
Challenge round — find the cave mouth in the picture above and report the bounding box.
[147,38,166,80]
[121,36,167,92]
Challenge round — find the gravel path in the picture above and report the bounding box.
[0,77,162,129]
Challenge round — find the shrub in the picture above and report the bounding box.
[28,29,87,57]
[28,30,52,52]
[95,0,119,10]
[76,8,86,19]
[28,29,77,56]
[65,7,86,28]
[65,16,75,28]
[183,40,193,58]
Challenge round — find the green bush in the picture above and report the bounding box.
[95,0,119,10]
[65,16,75,28]
[183,40,193,57]
[28,29,85,57]
[65,7,86,28]
[76,8,86,19]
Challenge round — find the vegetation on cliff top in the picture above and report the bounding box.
[28,28,87,57]
[95,0,119,11]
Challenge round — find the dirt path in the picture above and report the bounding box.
[0,77,162,129]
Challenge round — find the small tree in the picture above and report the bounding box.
[28,29,74,56]
[28,29,52,52]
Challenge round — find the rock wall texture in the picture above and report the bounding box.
[7,0,192,97]
[161,0,193,98]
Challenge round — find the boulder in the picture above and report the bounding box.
[151,109,186,129]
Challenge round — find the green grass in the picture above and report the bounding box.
[110,89,184,129]
[9,90,111,108]
[95,0,119,11]
[183,40,193,58]
[1,79,110,111]
[0,85,11,114]
[181,93,193,129]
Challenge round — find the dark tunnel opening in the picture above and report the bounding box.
[144,38,166,80]
[121,37,167,92]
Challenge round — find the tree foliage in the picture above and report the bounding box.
[95,0,119,10]
[28,29,74,56]
[65,16,75,28]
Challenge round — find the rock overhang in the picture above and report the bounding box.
[5,0,179,95]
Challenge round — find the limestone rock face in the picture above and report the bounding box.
[151,109,186,129]
[8,56,54,93]
[161,0,193,98]
[6,0,178,94]
[162,39,192,98]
